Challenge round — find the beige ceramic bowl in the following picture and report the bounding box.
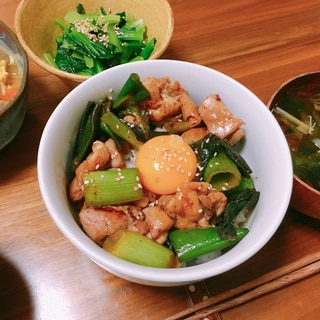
[268,72,320,220]
[14,0,174,83]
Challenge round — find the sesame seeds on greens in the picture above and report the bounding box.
[44,4,156,75]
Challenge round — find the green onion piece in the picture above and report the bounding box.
[100,111,143,149]
[99,121,121,145]
[125,104,150,141]
[223,176,256,200]
[83,168,144,206]
[102,229,179,268]
[72,101,103,173]
[168,227,249,263]
[112,73,150,109]
[203,152,241,191]
[273,106,310,135]
[218,138,252,177]
[163,117,190,134]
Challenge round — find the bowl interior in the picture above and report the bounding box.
[0,20,28,149]
[38,60,293,286]
[15,0,174,82]
[0,20,28,116]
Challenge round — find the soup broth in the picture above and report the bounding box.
[0,54,21,107]
[273,83,320,191]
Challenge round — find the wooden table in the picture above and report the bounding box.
[1,0,320,319]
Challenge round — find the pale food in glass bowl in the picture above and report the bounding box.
[0,20,28,150]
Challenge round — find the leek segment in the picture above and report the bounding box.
[273,106,310,135]
[83,168,144,206]
[103,229,179,268]
[168,227,249,263]
[101,111,143,150]
[203,152,241,191]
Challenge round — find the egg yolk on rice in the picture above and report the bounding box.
[135,135,198,194]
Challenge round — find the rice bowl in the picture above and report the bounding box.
[37,60,292,286]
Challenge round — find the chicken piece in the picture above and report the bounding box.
[69,138,124,202]
[226,127,246,145]
[142,76,168,105]
[104,138,125,168]
[178,92,202,127]
[181,127,208,144]
[79,205,128,243]
[159,182,227,229]
[69,140,111,202]
[142,77,187,122]
[143,206,174,244]
[128,219,148,235]
[148,95,181,122]
[198,94,245,144]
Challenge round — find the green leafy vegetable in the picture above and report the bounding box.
[46,5,156,75]
[112,73,151,109]
[190,133,252,180]
[217,188,260,240]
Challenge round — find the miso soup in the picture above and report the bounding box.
[0,54,22,107]
[273,82,320,191]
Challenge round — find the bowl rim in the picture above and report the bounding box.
[267,71,320,108]
[0,20,28,116]
[14,0,174,83]
[38,59,293,285]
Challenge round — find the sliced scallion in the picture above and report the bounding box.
[100,111,143,149]
[168,227,249,263]
[203,152,241,191]
[273,106,309,135]
[83,168,144,206]
[102,229,179,268]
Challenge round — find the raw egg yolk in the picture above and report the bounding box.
[135,135,198,194]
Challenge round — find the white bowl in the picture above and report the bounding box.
[38,60,293,286]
